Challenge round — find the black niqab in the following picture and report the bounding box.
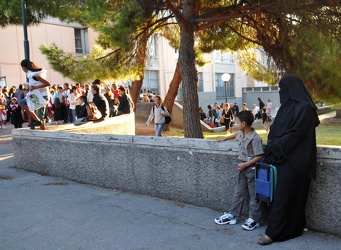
[269,74,320,139]
[264,75,321,241]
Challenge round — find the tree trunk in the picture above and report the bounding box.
[178,0,203,138]
[163,62,181,131]
[129,31,149,111]
[164,62,181,114]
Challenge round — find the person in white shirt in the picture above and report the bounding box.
[252,104,260,119]
[19,60,51,130]
[68,86,80,123]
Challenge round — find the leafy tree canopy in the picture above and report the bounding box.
[3,0,340,102]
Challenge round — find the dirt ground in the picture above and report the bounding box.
[135,118,157,136]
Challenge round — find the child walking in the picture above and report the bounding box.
[215,110,264,231]
[10,97,24,128]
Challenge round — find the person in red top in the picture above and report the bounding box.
[76,83,85,96]
[111,83,120,105]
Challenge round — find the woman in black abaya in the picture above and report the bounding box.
[258,74,320,245]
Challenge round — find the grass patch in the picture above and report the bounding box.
[316,124,341,146]
[164,113,341,146]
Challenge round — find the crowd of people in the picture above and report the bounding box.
[47,79,134,125]
[0,60,134,130]
[199,98,273,134]
[199,102,239,134]
[139,89,156,103]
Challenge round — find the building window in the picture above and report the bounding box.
[214,51,234,63]
[147,34,158,58]
[198,72,204,92]
[74,28,89,54]
[216,73,235,99]
[142,70,159,94]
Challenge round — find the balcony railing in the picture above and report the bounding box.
[242,86,279,92]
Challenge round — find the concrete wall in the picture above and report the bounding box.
[12,130,341,236]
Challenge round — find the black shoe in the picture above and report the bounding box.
[31,120,42,126]
[30,120,42,129]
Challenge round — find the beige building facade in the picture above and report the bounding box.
[0,18,97,87]
[0,18,266,107]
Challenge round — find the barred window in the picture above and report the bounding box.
[74,28,89,54]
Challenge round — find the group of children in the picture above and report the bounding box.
[0,95,24,129]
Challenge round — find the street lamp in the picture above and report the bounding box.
[21,0,30,61]
[221,73,230,103]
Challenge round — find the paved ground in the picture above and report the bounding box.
[1,118,340,249]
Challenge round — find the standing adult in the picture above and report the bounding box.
[0,88,7,129]
[222,103,233,134]
[266,99,272,117]
[7,86,16,122]
[68,86,80,122]
[258,97,265,111]
[62,83,71,123]
[14,84,25,102]
[145,95,170,136]
[214,104,222,127]
[233,102,239,115]
[19,59,51,130]
[258,74,320,245]
[252,104,260,119]
[257,97,265,120]
[207,104,215,127]
[2,86,10,125]
[229,103,237,132]
[53,85,67,124]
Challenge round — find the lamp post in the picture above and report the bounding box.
[21,0,30,61]
[221,73,230,104]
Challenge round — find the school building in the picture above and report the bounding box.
[0,17,279,109]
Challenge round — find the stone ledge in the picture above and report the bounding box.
[13,113,135,135]
[12,130,341,237]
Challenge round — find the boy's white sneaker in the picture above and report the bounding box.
[242,218,259,231]
[214,213,237,225]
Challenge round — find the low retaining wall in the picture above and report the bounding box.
[42,113,135,135]
[12,130,341,236]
